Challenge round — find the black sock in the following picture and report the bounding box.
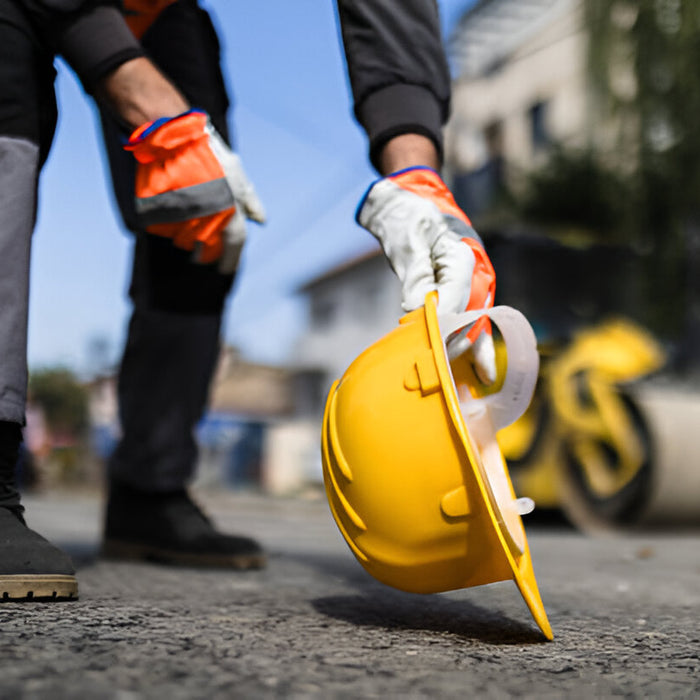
[0,421,24,511]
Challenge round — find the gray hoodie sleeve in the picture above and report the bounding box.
[18,0,143,90]
[336,0,451,169]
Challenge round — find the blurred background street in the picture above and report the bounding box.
[1,489,698,699]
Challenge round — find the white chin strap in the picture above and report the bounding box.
[438,305,540,432]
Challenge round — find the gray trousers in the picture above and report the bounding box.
[0,137,40,424]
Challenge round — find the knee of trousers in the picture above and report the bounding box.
[128,234,235,315]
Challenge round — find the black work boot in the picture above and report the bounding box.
[0,507,78,601]
[0,421,77,601]
[102,480,267,569]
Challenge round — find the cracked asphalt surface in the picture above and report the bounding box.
[1,490,698,699]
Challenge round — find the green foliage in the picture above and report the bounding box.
[29,367,89,439]
[506,1,700,337]
[576,0,700,337]
[517,146,634,242]
[585,0,700,232]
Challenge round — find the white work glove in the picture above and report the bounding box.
[204,121,266,273]
[125,109,265,274]
[357,166,497,384]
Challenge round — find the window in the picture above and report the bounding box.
[311,296,335,329]
[356,281,380,320]
[484,120,503,159]
[529,101,549,150]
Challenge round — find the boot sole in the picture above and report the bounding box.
[0,575,78,601]
[101,539,267,570]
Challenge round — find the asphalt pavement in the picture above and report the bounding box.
[1,489,698,699]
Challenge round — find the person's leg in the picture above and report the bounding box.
[0,1,77,599]
[100,0,265,568]
[106,238,235,493]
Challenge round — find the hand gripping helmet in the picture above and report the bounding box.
[321,292,552,639]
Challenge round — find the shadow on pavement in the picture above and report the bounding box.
[312,591,546,645]
[281,552,546,645]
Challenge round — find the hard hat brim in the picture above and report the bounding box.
[424,291,553,640]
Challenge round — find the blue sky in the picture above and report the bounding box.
[28,0,475,372]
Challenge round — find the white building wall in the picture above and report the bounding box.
[294,253,402,395]
[262,419,322,494]
[446,0,588,176]
[270,253,403,492]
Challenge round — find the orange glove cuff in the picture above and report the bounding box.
[388,167,473,227]
[124,110,228,199]
[124,110,235,259]
[463,237,496,342]
[125,111,210,164]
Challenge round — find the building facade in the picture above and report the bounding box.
[445,0,588,214]
[293,248,402,411]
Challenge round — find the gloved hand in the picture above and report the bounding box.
[124,109,265,273]
[357,166,497,384]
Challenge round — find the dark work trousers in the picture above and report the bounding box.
[102,0,238,491]
[0,1,58,425]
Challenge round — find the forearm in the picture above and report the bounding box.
[18,1,186,128]
[378,134,440,175]
[95,57,189,130]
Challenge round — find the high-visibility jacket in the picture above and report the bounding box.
[8,0,451,166]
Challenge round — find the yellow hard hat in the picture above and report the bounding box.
[321,291,553,640]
